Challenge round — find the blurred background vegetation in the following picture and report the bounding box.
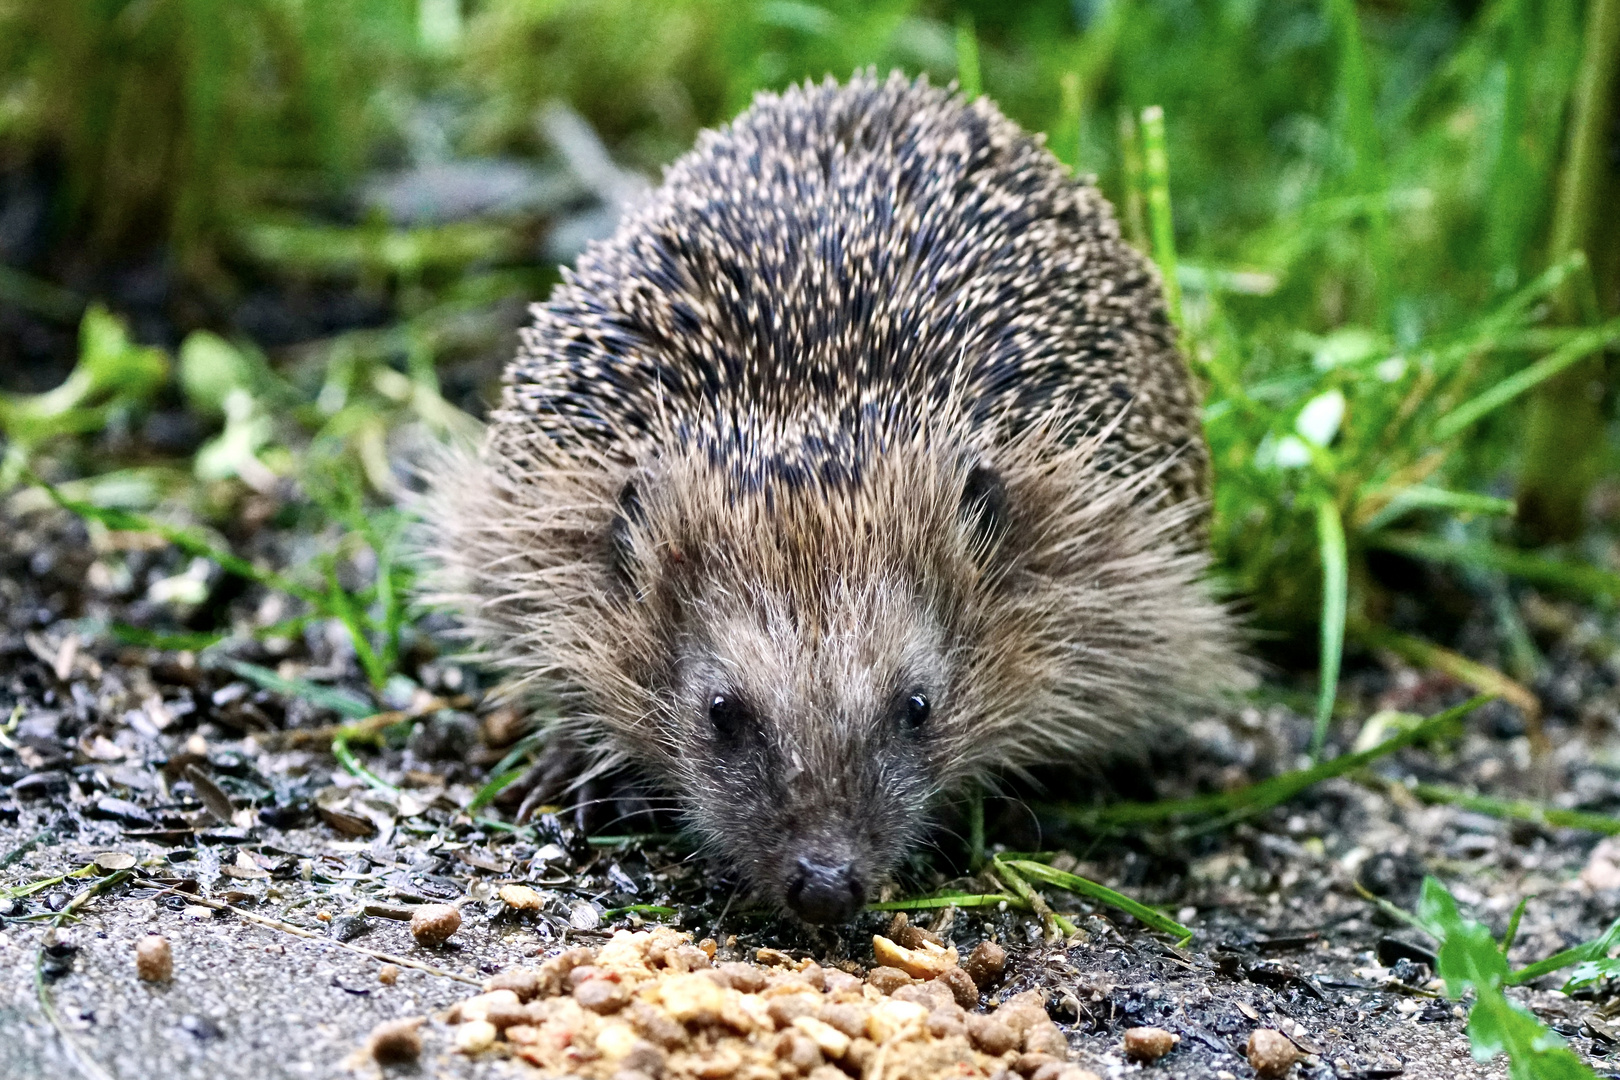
[0,0,1617,742]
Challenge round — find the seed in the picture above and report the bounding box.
[409,903,461,946]
[378,963,399,985]
[135,935,172,982]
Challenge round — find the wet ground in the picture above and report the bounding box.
[7,495,1620,1080]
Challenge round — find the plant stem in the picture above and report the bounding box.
[1517,0,1620,543]
[1312,496,1348,760]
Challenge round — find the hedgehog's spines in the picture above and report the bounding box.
[425,71,1241,917]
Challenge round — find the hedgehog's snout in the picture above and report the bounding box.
[784,854,865,924]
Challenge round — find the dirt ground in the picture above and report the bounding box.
[7,498,1620,1080]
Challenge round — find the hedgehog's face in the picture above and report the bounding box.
[665,575,951,923]
[602,448,1014,923]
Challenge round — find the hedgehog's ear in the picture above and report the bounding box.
[959,463,1008,556]
[608,478,646,590]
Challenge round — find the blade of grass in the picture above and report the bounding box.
[1117,110,1148,251]
[1003,858,1190,942]
[1312,496,1349,760]
[1139,106,1183,328]
[867,892,1017,912]
[1401,780,1620,837]
[1369,532,1620,602]
[1501,897,1529,956]
[1061,694,1488,829]
[1508,914,1620,985]
[1355,625,1545,754]
[28,472,321,605]
[992,857,1076,938]
[968,781,986,871]
[1357,485,1517,533]
[331,731,399,796]
[466,767,527,814]
[223,659,374,719]
[955,12,981,100]
[1436,316,1620,440]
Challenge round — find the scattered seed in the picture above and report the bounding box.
[378,963,399,985]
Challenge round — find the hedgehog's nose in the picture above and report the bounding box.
[785,856,864,924]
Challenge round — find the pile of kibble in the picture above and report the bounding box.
[365,918,1106,1080]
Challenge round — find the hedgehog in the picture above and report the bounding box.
[426,72,1243,924]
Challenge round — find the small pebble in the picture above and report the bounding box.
[1246,1028,1301,1078]
[1123,1026,1179,1061]
[367,1017,423,1063]
[135,935,173,982]
[378,963,399,985]
[410,903,461,946]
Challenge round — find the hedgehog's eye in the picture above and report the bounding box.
[708,693,751,739]
[900,692,931,732]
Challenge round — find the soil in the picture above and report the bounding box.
[7,486,1620,1080]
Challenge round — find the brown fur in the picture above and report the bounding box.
[423,72,1244,915]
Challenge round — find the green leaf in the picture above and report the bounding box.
[1414,877,1597,1080]
[1510,915,1620,985]
[1564,959,1620,992]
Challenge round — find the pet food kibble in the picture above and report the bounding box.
[964,941,1007,989]
[499,884,544,911]
[1123,1026,1179,1061]
[967,1014,1020,1056]
[409,903,461,945]
[1247,1029,1301,1078]
[865,966,914,994]
[456,1019,498,1053]
[937,965,980,1008]
[366,1017,423,1063]
[575,976,631,1014]
[135,935,172,982]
